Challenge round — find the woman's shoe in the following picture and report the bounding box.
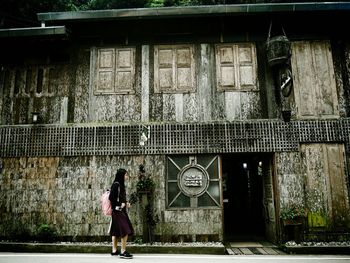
[119,251,133,259]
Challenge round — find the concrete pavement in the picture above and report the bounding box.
[1,253,350,263]
[1,241,350,255]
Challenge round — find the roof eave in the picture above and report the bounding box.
[0,26,67,38]
[37,2,350,22]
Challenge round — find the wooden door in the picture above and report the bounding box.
[301,144,350,229]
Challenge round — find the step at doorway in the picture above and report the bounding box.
[225,241,286,255]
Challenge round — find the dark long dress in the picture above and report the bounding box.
[108,182,134,237]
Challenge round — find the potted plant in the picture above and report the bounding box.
[280,204,305,226]
[136,176,155,193]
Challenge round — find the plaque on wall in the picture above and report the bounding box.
[178,158,209,197]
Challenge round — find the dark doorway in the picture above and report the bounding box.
[222,154,269,241]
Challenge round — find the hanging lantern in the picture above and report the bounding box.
[266,22,291,67]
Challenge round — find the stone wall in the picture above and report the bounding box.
[0,155,222,241]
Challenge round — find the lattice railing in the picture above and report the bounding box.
[1,119,349,157]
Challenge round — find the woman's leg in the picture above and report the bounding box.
[121,234,128,253]
[112,236,119,253]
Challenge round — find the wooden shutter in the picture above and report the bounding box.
[176,47,193,91]
[96,49,115,94]
[291,41,339,118]
[216,43,257,91]
[216,46,236,89]
[237,44,256,89]
[154,45,195,93]
[115,48,135,93]
[156,47,174,92]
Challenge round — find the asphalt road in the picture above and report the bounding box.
[1,253,350,263]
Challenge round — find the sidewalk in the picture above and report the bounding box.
[0,241,226,254]
[1,241,350,255]
[282,241,350,255]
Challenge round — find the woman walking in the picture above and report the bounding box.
[109,168,134,259]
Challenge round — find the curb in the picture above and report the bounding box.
[0,242,226,255]
[283,245,350,255]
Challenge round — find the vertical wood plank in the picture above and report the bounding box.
[225,91,240,121]
[198,44,212,122]
[325,144,350,227]
[141,45,150,122]
[292,42,316,117]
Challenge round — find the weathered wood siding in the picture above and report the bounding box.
[0,65,71,125]
[0,43,263,125]
[275,152,304,210]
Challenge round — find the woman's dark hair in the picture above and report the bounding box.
[114,168,127,186]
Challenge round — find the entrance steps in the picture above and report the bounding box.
[225,241,285,255]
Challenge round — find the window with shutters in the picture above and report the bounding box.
[291,41,339,118]
[215,43,257,91]
[154,45,195,93]
[93,47,135,95]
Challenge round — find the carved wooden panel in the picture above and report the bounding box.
[154,45,195,93]
[291,41,339,118]
[216,43,257,91]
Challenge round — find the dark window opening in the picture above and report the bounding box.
[14,70,21,95]
[36,68,43,94]
[25,69,32,95]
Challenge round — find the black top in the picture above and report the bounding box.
[109,182,127,210]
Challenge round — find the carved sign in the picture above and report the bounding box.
[178,165,209,197]
[184,172,203,187]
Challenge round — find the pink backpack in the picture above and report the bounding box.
[101,182,120,216]
[101,190,112,216]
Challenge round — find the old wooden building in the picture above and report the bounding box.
[1,2,350,244]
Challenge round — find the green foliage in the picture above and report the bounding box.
[280,204,305,220]
[133,236,143,244]
[136,177,155,192]
[36,224,58,242]
[145,0,165,7]
[88,0,148,9]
